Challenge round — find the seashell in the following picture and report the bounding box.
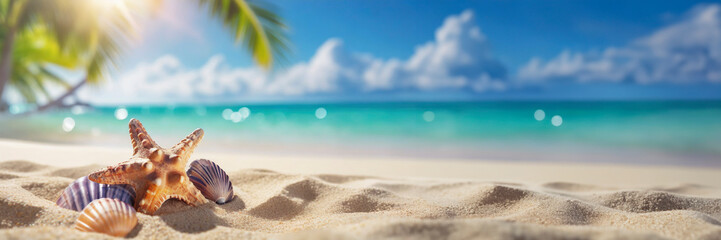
[56,176,136,211]
[187,159,234,204]
[74,198,138,237]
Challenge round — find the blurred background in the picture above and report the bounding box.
[1,0,720,166]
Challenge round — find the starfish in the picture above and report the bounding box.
[89,118,208,215]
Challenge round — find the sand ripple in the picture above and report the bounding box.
[1,160,720,239]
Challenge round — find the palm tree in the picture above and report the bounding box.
[0,0,289,112]
[0,0,135,111]
[7,24,82,105]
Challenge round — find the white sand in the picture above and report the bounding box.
[1,139,720,239]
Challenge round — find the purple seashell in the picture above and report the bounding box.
[56,176,136,211]
[187,159,234,204]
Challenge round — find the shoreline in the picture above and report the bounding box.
[2,138,720,188]
[2,131,720,168]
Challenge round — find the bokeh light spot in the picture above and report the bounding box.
[222,108,233,120]
[552,115,563,127]
[239,107,251,119]
[62,117,75,132]
[114,107,128,120]
[315,107,327,119]
[423,111,435,122]
[230,112,243,123]
[534,109,545,121]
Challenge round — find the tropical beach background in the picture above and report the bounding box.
[2,1,721,239]
[2,101,721,167]
[1,0,720,167]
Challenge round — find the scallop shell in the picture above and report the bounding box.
[74,198,138,237]
[56,176,136,211]
[187,159,234,204]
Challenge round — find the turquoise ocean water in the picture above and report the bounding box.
[2,101,720,166]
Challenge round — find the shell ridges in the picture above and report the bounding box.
[56,176,136,211]
[74,198,138,237]
[187,159,234,204]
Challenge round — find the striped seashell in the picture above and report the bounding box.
[56,176,136,211]
[74,198,138,237]
[187,159,234,204]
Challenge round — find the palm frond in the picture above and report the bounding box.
[8,22,79,103]
[11,75,37,103]
[197,0,290,69]
[20,0,134,83]
[4,0,290,105]
[4,0,135,103]
[28,74,52,101]
[38,66,70,88]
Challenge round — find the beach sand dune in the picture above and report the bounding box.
[1,160,720,239]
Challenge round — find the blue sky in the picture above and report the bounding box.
[70,0,721,104]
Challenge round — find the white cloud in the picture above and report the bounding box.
[269,10,508,95]
[519,4,721,84]
[84,10,508,104]
[259,9,508,95]
[80,55,266,104]
[264,39,370,95]
[364,10,507,92]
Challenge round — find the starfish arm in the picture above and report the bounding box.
[171,128,204,162]
[88,159,149,185]
[175,182,209,206]
[137,183,171,215]
[136,181,207,215]
[129,118,159,156]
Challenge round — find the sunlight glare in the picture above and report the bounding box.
[90,0,125,12]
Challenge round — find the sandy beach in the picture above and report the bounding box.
[1,139,721,239]
[1,0,720,239]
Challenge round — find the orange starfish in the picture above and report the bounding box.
[89,118,208,215]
